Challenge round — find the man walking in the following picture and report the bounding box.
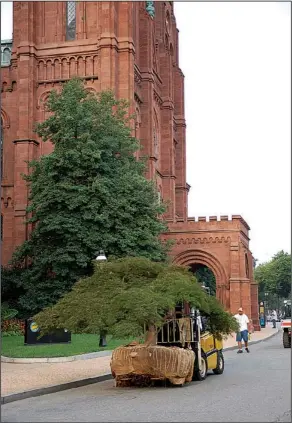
[234,307,250,353]
[271,309,277,329]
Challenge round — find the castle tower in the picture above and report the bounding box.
[1,1,188,263]
[1,2,259,328]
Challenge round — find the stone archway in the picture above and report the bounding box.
[162,215,260,329]
[173,249,230,309]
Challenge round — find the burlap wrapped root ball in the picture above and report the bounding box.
[111,343,195,386]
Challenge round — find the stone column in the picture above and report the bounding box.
[13,2,39,250]
[229,241,241,313]
[250,282,260,331]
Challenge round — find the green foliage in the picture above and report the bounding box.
[192,265,216,296]
[34,257,238,341]
[255,250,291,301]
[1,266,26,315]
[1,302,18,321]
[1,318,25,336]
[11,79,168,314]
[203,296,239,340]
[2,331,22,337]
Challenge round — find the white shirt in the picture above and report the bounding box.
[234,313,249,332]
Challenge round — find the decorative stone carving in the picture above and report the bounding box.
[176,237,231,246]
[37,55,98,82]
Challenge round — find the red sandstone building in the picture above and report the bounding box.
[1,1,259,328]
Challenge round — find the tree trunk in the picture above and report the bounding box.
[144,325,156,346]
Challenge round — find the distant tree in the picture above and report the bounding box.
[11,79,169,314]
[34,257,239,342]
[255,251,291,301]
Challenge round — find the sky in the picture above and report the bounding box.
[1,1,291,264]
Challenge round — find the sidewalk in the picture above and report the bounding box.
[1,326,278,397]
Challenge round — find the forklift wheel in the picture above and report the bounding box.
[213,350,224,375]
[193,354,208,381]
[283,331,291,348]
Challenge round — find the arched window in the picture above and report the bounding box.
[66,1,76,41]
[157,188,162,204]
[135,107,141,140]
[153,110,160,161]
[2,48,11,65]
[245,253,250,279]
[153,127,158,156]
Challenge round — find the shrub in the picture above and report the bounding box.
[1,318,25,336]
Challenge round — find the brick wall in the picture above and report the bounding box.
[0,2,259,328]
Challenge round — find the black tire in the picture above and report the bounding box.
[193,353,208,381]
[283,331,291,348]
[213,350,224,375]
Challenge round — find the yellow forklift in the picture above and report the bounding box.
[156,302,224,381]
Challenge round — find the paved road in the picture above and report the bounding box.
[2,332,290,422]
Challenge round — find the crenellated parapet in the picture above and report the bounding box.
[187,214,250,230]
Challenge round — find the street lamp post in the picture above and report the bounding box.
[95,250,107,348]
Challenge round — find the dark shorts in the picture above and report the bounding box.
[236,330,249,342]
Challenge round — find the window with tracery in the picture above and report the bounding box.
[153,112,160,161]
[66,1,76,41]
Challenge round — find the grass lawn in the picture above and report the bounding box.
[1,334,134,358]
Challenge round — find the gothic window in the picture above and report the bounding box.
[135,107,141,140]
[245,253,250,278]
[66,1,76,41]
[1,48,11,66]
[157,190,162,204]
[153,111,160,161]
[153,127,158,157]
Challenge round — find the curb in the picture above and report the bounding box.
[1,373,113,405]
[222,328,279,351]
[1,330,280,405]
[1,350,113,364]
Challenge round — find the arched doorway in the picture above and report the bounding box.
[189,263,216,296]
[172,249,229,310]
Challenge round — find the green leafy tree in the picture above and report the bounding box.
[192,266,216,296]
[255,250,291,303]
[34,257,239,342]
[1,302,18,321]
[1,266,26,316]
[12,79,168,314]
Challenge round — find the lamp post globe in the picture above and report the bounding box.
[96,250,107,262]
